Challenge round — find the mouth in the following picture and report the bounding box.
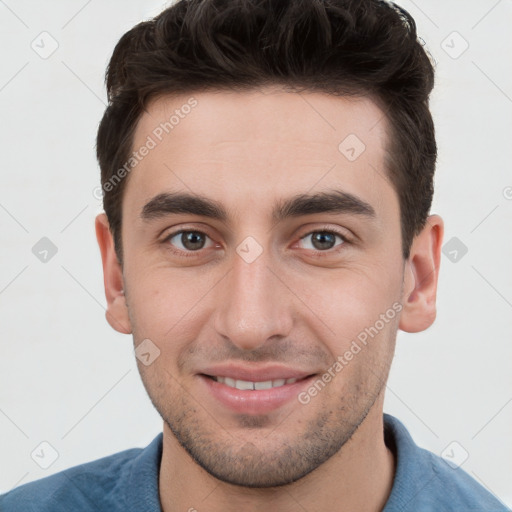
[202,374,306,390]
[198,372,318,414]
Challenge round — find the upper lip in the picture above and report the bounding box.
[199,364,317,382]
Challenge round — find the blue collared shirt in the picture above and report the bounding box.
[1,414,508,511]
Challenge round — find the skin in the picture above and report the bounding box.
[96,86,443,512]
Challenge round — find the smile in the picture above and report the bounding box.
[210,376,298,390]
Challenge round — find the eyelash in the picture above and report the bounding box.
[161,226,350,258]
[162,229,217,259]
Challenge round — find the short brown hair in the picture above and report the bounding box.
[96,0,436,264]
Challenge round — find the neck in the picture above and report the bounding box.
[158,402,395,512]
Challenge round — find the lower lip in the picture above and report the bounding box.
[199,374,316,415]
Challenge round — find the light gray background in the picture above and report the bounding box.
[1,0,511,507]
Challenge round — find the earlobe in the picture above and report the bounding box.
[95,213,132,335]
[399,214,444,333]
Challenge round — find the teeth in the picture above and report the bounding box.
[213,376,298,390]
[236,379,254,390]
[254,380,273,390]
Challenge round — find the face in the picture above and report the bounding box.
[97,87,428,487]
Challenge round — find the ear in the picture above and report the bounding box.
[95,213,132,334]
[399,214,444,333]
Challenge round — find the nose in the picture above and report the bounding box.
[213,246,293,352]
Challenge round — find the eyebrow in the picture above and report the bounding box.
[140,190,376,224]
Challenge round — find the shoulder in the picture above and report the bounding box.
[383,414,509,512]
[0,435,162,512]
[425,448,508,510]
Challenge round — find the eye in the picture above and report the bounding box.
[164,230,215,253]
[297,230,347,252]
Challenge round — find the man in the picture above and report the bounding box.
[1,0,508,510]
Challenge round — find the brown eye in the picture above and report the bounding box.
[298,230,346,251]
[165,230,214,252]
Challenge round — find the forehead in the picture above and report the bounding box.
[123,87,395,224]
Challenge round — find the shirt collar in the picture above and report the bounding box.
[382,413,436,511]
[126,432,164,512]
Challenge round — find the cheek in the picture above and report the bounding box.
[125,270,192,338]
[292,268,402,386]
[125,265,219,359]
[306,266,401,341]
